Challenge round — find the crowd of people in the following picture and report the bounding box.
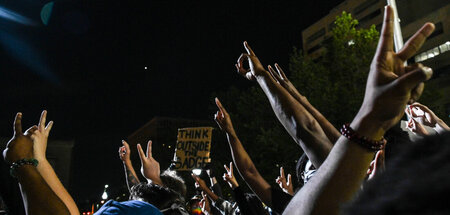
[2,5,449,215]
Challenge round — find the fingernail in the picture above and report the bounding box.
[424,23,435,36]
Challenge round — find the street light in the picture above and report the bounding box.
[101,184,108,200]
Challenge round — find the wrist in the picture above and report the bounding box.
[350,110,385,140]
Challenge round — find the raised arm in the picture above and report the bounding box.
[3,113,70,215]
[30,111,79,215]
[236,42,332,167]
[192,174,219,202]
[119,140,140,192]
[214,98,272,206]
[268,64,341,143]
[283,6,435,215]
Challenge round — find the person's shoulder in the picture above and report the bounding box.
[95,200,162,215]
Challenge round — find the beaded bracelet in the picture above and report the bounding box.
[340,123,386,151]
[10,158,39,178]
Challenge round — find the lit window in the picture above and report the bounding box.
[420,52,428,61]
[432,47,440,56]
[427,50,435,58]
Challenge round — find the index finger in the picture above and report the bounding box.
[14,112,23,135]
[243,41,256,56]
[38,110,47,130]
[137,144,146,160]
[376,6,394,53]
[122,140,130,150]
[280,167,285,178]
[215,98,228,115]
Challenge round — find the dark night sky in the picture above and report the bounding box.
[0,0,343,205]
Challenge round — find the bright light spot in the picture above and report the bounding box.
[100,200,105,204]
[144,66,148,69]
[102,191,108,200]
[168,145,172,149]
[347,40,355,46]
[192,169,202,175]
[104,184,109,188]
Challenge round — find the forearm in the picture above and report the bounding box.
[255,71,332,167]
[123,162,140,192]
[16,165,70,215]
[37,160,79,215]
[226,132,272,205]
[202,185,219,202]
[293,94,340,143]
[283,114,383,215]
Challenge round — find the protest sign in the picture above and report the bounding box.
[173,127,212,171]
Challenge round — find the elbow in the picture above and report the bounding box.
[294,117,322,140]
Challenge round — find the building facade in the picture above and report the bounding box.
[302,0,450,118]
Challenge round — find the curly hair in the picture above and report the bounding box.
[160,170,187,197]
[130,182,184,211]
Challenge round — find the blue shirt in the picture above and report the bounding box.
[94,200,163,215]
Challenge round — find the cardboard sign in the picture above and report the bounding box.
[173,127,212,171]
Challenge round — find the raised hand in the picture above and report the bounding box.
[137,141,162,186]
[200,192,211,215]
[235,41,266,80]
[30,110,54,161]
[192,173,208,191]
[119,140,132,164]
[406,117,429,136]
[223,162,239,189]
[3,113,36,164]
[350,6,435,139]
[214,98,236,135]
[406,103,449,134]
[276,167,294,195]
[268,64,306,101]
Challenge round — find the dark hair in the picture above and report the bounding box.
[130,182,185,211]
[160,170,187,198]
[344,131,450,215]
[296,153,315,187]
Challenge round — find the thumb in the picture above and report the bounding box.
[396,66,432,91]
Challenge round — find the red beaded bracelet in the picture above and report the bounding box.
[340,123,386,151]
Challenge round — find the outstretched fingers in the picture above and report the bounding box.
[243,41,256,56]
[146,140,152,157]
[268,65,282,83]
[14,112,23,135]
[38,110,47,130]
[376,6,394,54]
[137,144,146,161]
[397,23,435,61]
[280,167,285,179]
[275,63,288,80]
[215,98,227,115]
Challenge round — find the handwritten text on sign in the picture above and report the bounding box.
[174,127,212,171]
